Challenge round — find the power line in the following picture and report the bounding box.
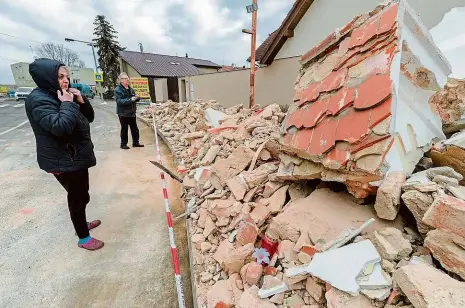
[0,32,42,44]
[0,55,28,63]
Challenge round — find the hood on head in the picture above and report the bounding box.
[29,58,64,92]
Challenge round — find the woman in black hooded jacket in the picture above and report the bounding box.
[25,58,103,251]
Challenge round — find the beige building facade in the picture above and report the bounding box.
[10,62,36,87]
[11,62,95,87]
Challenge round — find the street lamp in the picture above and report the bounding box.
[65,37,104,102]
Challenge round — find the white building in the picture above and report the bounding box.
[10,62,95,87]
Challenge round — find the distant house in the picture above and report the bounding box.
[118,50,221,102]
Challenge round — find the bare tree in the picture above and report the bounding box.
[34,42,86,67]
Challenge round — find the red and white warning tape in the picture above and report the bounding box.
[151,109,186,308]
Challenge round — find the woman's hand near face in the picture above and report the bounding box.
[68,88,84,104]
[57,90,74,102]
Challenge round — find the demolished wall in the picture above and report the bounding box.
[138,1,465,308]
[280,0,452,198]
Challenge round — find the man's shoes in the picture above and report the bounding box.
[78,237,104,251]
[121,145,130,150]
[132,144,145,148]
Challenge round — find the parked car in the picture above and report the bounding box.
[15,87,34,101]
[0,93,5,98]
[103,89,114,100]
[71,83,95,99]
[7,90,16,98]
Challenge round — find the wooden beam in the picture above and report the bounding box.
[283,30,294,38]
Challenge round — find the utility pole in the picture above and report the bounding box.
[243,0,258,108]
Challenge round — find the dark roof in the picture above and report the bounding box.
[260,0,314,65]
[119,50,221,77]
[248,30,278,63]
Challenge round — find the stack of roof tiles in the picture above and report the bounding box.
[281,1,451,198]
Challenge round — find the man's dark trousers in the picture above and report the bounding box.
[119,116,140,146]
[54,169,90,239]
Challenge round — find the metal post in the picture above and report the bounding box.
[90,44,104,103]
[249,0,258,108]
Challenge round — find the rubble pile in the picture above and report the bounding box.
[430,78,465,131]
[137,2,465,307]
[140,97,465,308]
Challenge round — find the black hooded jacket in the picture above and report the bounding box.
[25,58,96,173]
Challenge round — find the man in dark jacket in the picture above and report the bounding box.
[25,58,103,251]
[114,72,144,149]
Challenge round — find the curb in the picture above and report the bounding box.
[136,115,181,165]
[137,114,199,308]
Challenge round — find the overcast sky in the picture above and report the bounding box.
[0,0,293,84]
[1,0,464,85]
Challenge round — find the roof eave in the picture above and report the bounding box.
[260,0,314,65]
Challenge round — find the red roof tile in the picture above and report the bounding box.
[351,134,391,154]
[327,87,356,115]
[320,69,348,93]
[299,82,321,106]
[283,2,400,175]
[336,108,371,144]
[354,74,392,109]
[293,128,313,152]
[349,17,380,49]
[301,97,330,128]
[369,96,392,128]
[301,32,338,65]
[324,146,351,168]
[378,3,399,35]
[307,118,338,156]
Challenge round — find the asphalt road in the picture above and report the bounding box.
[0,98,193,307]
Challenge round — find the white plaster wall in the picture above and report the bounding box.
[385,2,451,175]
[276,0,465,60]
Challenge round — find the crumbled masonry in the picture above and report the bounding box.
[138,1,465,307]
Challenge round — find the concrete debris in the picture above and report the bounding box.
[429,78,465,126]
[401,190,434,234]
[321,218,375,252]
[207,280,234,308]
[424,229,465,280]
[423,194,465,238]
[258,275,288,299]
[357,263,392,290]
[289,240,381,295]
[284,294,306,307]
[325,288,376,308]
[447,185,465,201]
[238,285,277,308]
[370,227,412,261]
[271,189,401,247]
[243,261,263,286]
[426,166,463,182]
[374,172,406,220]
[288,182,313,200]
[236,222,258,246]
[210,146,255,187]
[305,277,325,303]
[394,264,465,308]
[432,174,459,187]
[222,243,255,274]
